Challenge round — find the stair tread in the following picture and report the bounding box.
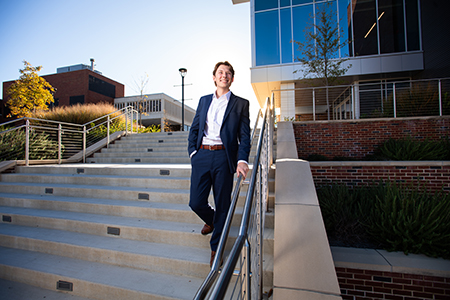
[0,278,92,300]
[0,223,211,264]
[0,204,200,230]
[0,246,203,299]
[0,181,191,194]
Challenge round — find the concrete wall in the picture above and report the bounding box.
[273,122,342,299]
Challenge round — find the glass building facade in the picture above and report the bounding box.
[254,0,421,67]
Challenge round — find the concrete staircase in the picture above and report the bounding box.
[0,131,274,300]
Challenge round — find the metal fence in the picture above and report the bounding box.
[0,106,138,166]
[194,95,274,300]
[274,78,450,121]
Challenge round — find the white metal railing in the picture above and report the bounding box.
[274,77,450,121]
[0,106,138,166]
[194,95,274,300]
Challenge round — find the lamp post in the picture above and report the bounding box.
[179,68,187,131]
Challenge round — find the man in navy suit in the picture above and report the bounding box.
[188,61,251,266]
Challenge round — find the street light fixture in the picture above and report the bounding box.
[179,68,187,131]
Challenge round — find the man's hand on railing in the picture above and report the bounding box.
[236,162,249,179]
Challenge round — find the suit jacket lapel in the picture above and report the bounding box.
[222,92,237,126]
[199,94,213,133]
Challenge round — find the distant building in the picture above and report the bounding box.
[1,59,124,122]
[233,0,450,121]
[114,93,195,132]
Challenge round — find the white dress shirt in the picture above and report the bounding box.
[202,90,230,145]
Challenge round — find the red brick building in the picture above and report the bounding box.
[1,63,124,122]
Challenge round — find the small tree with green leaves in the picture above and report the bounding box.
[294,1,351,120]
[6,60,56,118]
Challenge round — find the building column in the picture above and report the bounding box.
[280,83,295,121]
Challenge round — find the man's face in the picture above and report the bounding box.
[213,64,234,89]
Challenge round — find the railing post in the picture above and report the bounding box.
[58,124,62,164]
[259,163,264,298]
[125,107,129,136]
[313,88,316,121]
[244,239,251,300]
[131,109,134,133]
[25,119,30,166]
[393,83,397,118]
[269,95,274,167]
[107,115,110,148]
[439,79,442,116]
[83,125,86,163]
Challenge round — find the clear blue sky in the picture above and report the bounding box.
[0,0,258,118]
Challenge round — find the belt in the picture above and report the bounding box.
[200,144,225,150]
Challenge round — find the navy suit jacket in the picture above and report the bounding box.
[188,92,251,174]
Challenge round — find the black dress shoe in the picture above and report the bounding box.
[201,224,214,235]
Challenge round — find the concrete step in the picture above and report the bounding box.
[0,246,203,300]
[0,173,192,189]
[0,278,92,300]
[0,223,212,277]
[0,194,275,232]
[15,163,193,177]
[103,145,187,152]
[92,151,189,158]
[0,182,191,204]
[86,157,192,164]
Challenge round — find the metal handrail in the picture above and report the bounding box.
[0,106,138,166]
[194,95,273,299]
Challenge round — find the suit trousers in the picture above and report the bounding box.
[189,148,234,251]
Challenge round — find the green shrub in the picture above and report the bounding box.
[32,102,123,125]
[365,182,450,258]
[316,184,379,248]
[317,182,450,259]
[376,137,450,160]
[0,128,62,161]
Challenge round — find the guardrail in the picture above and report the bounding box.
[0,106,138,168]
[273,77,450,121]
[194,95,274,300]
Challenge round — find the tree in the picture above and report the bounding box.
[6,60,56,118]
[294,1,351,120]
[131,73,150,127]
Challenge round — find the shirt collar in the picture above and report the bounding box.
[213,90,231,101]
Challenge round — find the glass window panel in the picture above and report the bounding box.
[280,0,291,8]
[293,4,313,61]
[352,0,378,56]
[292,0,313,5]
[405,0,420,51]
[255,0,278,11]
[378,0,405,53]
[338,0,351,57]
[280,8,293,63]
[255,10,280,66]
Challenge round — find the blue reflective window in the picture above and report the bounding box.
[255,0,278,11]
[255,10,280,65]
[338,0,350,57]
[280,8,293,63]
[292,0,312,5]
[280,0,291,7]
[293,4,313,61]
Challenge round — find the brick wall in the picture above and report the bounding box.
[293,117,450,160]
[336,267,450,300]
[310,162,450,192]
